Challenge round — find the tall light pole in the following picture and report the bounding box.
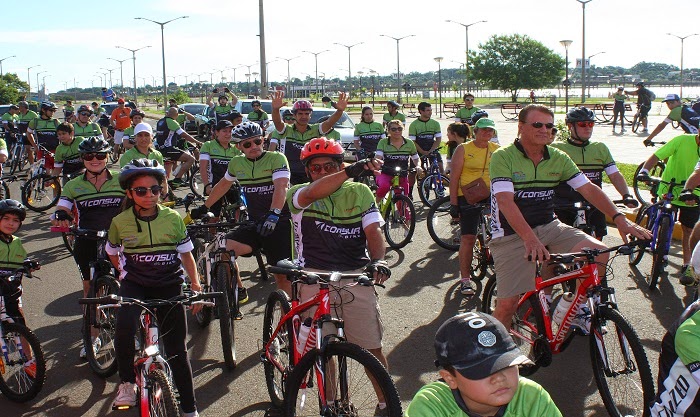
[576,0,593,102]
[100,67,117,88]
[245,73,251,98]
[333,42,363,89]
[277,56,299,98]
[95,74,103,88]
[36,71,46,99]
[257,0,268,98]
[586,51,605,95]
[27,65,40,99]
[302,49,329,97]
[380,34,415,103]
[560,40,573,112]
[42,75,51,99]
[233,65,246,89]
[135,15,189,108]
[0,55,16,77]
[252,72,260,97]
[668,33,699,98]
[445,19,486,92]
[107,58,128,88]
[434,57,443,118]
[116,45,151,104]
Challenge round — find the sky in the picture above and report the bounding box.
[3,0,700,95]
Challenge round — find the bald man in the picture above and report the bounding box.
[154,107,201,186]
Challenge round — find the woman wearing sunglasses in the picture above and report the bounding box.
[105,159,201,415]
[374,119,421,202]
[51,136,126,358]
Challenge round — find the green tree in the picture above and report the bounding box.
[471,34,565,102]
[0,73,30,104]
[168,90,190,104]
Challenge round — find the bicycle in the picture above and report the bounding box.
[631,104,649,133]
[481,243,655,417]
[260,260,402,415]
[631,140,666,206]
[379,166,416,249]
[0,259,46,403]
[7,133,29,175]
[417,150,449,207]
[21,145,61,212]
[79,291,224,416]
[628,177,680,290]
[0,175,15,200]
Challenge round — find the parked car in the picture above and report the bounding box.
[178,103,208,134]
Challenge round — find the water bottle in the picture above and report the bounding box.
[296,317,314,355]
[552,292,575,325]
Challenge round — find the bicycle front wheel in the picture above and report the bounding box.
[21,174,61,212]
[192,238,212,328]
[628,206,651,266]
[631,114,642,133]
[650,215,671,290]
[189,168,203,198]
[426,196,460,251]
[510,294,545,376]
[84,275,119,378]
[0,322,46,402]
[214,263,236,370]
[0,180,9,200]
[589,308,655,417]
[418,174,449,207]
[147,368,179,417]
[262,290,294,408]
[285,342,402,417]
[632,161,664,206]
[384,194,415,249]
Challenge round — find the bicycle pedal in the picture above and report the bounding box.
[112,404,135,411]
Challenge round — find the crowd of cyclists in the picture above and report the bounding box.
[2,85,700,416]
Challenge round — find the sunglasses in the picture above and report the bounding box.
[81,153,108,161]
[253,104,261,107]
[523,122,555,129]
[308,162,340,174]
[576,121,595,128]
[284,117,295,121]
[79,112,91,116]
[389,127,403,132]
[129,185,163,197]
[464,98,474,101]
[241,138,263,148]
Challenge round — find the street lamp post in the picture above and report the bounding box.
[667,33,699,98]
[277,56,299,99]
[434,57,443,118]
[135,15,189,109]
[380,34,415,103]
[42,75,51,99]
[116,45,151,104]
[100,67,116,88]
[586,51,605,96]
[0,55,16,77]
[576,0,593,102]
[107,58,128,89]
[245,73,251,98]
[302,49,329,97]
[357,71,364,99]
[252,72,259,97]
[333,42,363,90]
[26,65,40,99]
[560,40,573,112]
[445,19,487,92]
[368,69,377,106]
[36,71,46,99]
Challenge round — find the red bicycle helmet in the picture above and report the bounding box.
[300,138,344,165]
[292,100,313,113]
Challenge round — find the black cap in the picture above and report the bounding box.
[434,312,532,380]
[216,120,234,130]
[9,105,19,110]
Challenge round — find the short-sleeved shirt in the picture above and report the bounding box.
[635,88,654,107]
[650,300,700,417]
[123,125,135,141]
[27,117,60,151]
[225,151,290,219]
[457,141,500,196]
[354,121,385,153]
[110,107,132,130]
[324,130,341,141]
[73,122,103,139]
[490,140,588,238]
[247,110,269,126]
[382,111,406,125]
[665,106,700,134]
[58,170,125,231]
[270,123,327,176]
[200,140,241,185]
[210,104,234,122]
[0,139,7,157]
[154,117,185,149]
[654,134,700,206]
[17,110,37,134]
[0,236,28,274]
[287,181,383,271]
[454,106,481,123]
[375,138,419,176]
[119,147,164,168]
[102,89,115,102]
[54,137,85,175]
[1,113,18,130]
[409,118,442,151]
[106,205,193,287]
[406,378,562,417]
[550,140,617,201]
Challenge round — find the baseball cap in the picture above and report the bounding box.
[216,120,234,130]
[475,118,496,130]
[133,122,153,136]
[662,94,681,103]
[9,104,19,110]
[617,86,624,90]
[117,98,125,104]
[434,312,532,380]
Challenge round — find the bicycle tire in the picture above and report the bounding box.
[9,146,25,175]
[21,174,61,212]
[285,342,402,417]
[214,263,236,369]
[631,114,642,133]
[147,368,180,417]
[426,196,460,251]
[511,294,545,376]
[0,180,9,200]
[383,194,415,249]
[192,238,212,328]
[262,290,294,408]
[632,161,665,206]
[481,275,497,314]
[418,174,449,207]
[650,215,671,290]
[84,275,120,378]
[471,234,489,281]
[0,322,46,402]
[589,308,655,417]
[628,206,651,266]
[188,168,203,198]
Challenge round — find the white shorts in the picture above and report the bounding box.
[113,130,126,144]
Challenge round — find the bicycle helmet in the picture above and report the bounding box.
[79,136,111,154]
[119,158,167,189]
[470,110,489,125]
[292,100,313,113]
[0,199,26,222]
[635,82,645,87]
[387,100,399,108]
[300,137,344,165]
[565,107,595,123]
[231,121,263,143]
[130,108,145,119]
[41,101,58,111]
[77,104,93,115]
[282,109,294,118]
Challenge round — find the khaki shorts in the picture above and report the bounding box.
[298,277,384,350]
[490,220,601,298]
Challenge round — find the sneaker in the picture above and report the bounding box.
[681,264,698,286]
[112,382,137,408]
[459,280,475,297]
[182,411,199,417]
[374,404,390,417]
[621,129,627,133]
[237,287,249,304]
[170,178,185,187]
[23,359,37,379]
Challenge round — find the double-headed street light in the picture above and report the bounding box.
[107,58,128,89]
[27,65,41,99]
[380,34,415,103]
[667,33,699,98]
[445,19,487,92]
[333,42,363,88]
[302,50,329,97]
[277,56,299,98]
[116,45,151,104]
[0,55,16,77]
[36,71,47,99]
[100,67,118,88]
[560,39,573,112]
[135,15,189,108]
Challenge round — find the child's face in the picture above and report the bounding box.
[57,130,73,144]
[0,214,21,235]
[127,175,161,212]
[440,366,519,416]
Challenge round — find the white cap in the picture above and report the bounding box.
[133,122,152,136]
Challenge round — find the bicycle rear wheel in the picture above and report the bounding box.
[480,275,497,314]
[632,161,664,206]
[510,295,545,376]
[84,275,119,378]
[285,342,402,417]
[650,215,671,290]
[0,322,46,402]
[0,180,9,200]
[214,263,236,369]
[262,290,294,408]
[589,308,655,417]
[426,196,460,251]
[631,114,642,133]
[628,206,651,266]
[188,168,203,198]
[418,174,449,207]
[21,174,61,212]
[384,194,415,249]
[471,234,489,281]
[147,368,179,417]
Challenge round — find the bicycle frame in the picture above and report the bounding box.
[379,169,407,215]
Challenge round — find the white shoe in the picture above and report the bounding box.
[182,411,199,417]
[112,382,137,408]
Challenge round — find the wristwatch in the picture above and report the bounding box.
[271,208,282,215]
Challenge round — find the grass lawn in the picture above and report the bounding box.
[603,161,638,186]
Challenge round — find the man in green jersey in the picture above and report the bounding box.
[382,100,406,129]
[409,102,443,190]
[1,104,19,149]
[645,94,700,145]
[73,105,103,140]
[52,122,85,181]
[206,88,238,123]
[407,312,562,417]
[17,101,38,164]
[154,107,201,186]
[454,93,481,124]
[246,99,269,130]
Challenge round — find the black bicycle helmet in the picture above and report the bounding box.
[77,104,93,115]
[79,136,111,154]
[130,108,145,118]
[0,199,26,222]
[282,109,294,118]
[41,101,58,111]
[231,121,264,143]
[470,110,489,125]
[119,159,167,189]
[635,81,645,87]
[565,107,595,123]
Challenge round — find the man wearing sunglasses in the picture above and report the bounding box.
[489,104,651,331]
[73,105,103,140]
[454,93,481,124]
[551,107,637,240]
[27,101,61,168]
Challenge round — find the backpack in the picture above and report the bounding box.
[648,90,656,101]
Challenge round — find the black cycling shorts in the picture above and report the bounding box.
[554,206,608,238]
[457,196,488,236]
[159,146,186,162]
[639,105,651,119]
[678,205,700,229]
[226,219,292,266]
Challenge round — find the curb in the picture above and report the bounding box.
[605,209,683,241]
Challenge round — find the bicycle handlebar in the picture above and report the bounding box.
[78,291,225,308]
[50,226,107,239]
[0,259,41,281]
[546,240,650,265]
[268,260,375,286]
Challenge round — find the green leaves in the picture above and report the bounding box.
[0,73,30,104]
